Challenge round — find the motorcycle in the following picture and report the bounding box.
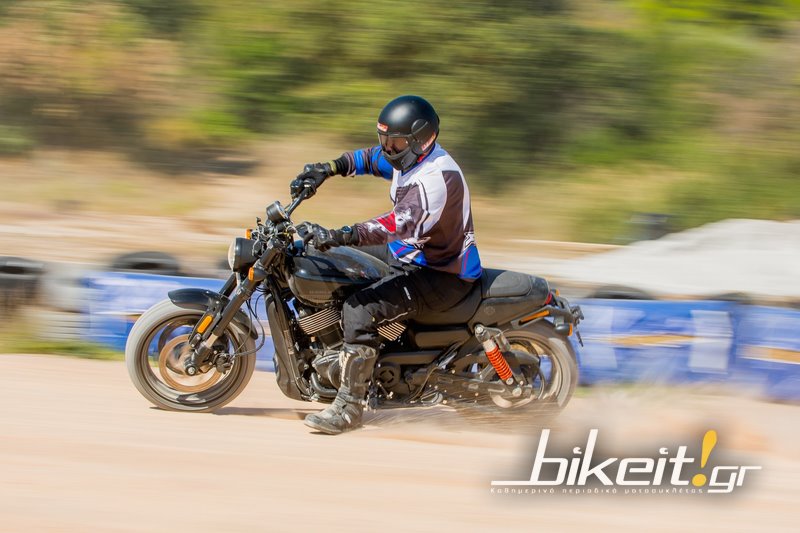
[125,189,584,424]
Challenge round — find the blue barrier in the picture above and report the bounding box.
[83,272,275,371]
[572,299,737,384]
[83,272,799,400]
[572,299,800,400]
[729,305,800,401]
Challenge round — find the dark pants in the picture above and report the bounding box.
[342,246,475,348]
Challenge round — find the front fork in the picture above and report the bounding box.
[183,243,281,375]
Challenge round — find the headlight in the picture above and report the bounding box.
[227,238,257,271]
[227,241,237,270]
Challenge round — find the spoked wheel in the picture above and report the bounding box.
[126,299,256,412]
[157,334,223,393]
[452,322,578,429]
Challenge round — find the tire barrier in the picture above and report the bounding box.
[39,262,93,314]
[0,256,45,315]
[80,272,800,400]
[585,285,655,300]
[22,308,88,341]
[109,251,183,277]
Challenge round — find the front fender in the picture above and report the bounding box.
[168,288,259,339]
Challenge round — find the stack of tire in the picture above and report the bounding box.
[41,251,182,343]
[29,261,93,341]
[3,252,186,343]
[109,251,183,277]
[0,257,44,317]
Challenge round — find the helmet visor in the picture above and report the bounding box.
[379,133,409,156]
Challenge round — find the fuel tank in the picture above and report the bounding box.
[288,247,391,306]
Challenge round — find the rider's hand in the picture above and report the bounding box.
[290,162,335,200]
[302,223,359,252]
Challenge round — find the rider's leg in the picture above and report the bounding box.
[303,343,378,435]
[356,244,394,266]
[304,266,475,434]
[304,271,413,434]
[343,265,476,345]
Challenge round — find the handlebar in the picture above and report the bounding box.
[286,188,311,217]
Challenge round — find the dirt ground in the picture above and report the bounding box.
[1,354,797,533]
[1,148,797,531]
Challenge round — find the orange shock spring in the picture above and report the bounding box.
[484,339,513,381]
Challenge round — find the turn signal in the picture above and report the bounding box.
[520,309,550,325]
[197,315,213,334]
[248,265,267,282]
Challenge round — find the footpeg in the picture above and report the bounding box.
[418,390,443,406]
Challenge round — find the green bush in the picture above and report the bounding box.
[0,125,33,155]
[1,0,799,240]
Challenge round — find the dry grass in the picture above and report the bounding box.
[0,137,636,269]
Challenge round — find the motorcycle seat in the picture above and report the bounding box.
[481,268,549,299]
[410,269,549,326]
[411,281,482,325]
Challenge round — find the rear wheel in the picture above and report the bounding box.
[125,299,256,412]
[453,322,578,429]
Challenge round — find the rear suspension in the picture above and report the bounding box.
[474,324,526,394]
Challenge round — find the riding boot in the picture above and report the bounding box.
[311,349,342,389]
[304,344,378,435]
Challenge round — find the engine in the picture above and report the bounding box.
[296,306,343,347]
[296,305,406,344]
[296,304,407,394]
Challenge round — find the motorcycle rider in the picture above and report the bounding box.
[292,95,482,434]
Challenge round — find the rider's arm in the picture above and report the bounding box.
[332,146,393,181]
[354,175,447,246]
[294,147,392,199]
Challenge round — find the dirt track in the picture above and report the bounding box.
[1,354,798,532]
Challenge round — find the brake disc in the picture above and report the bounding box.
[158,334,222,393]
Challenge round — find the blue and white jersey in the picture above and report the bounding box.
[339,144,482,281]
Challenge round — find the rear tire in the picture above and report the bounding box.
[455,321,578,430]
[125,299,256,412]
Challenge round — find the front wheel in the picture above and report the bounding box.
[453,321,578,429]
[125,299,256,412]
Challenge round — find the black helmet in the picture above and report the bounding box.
[377,95,440,172]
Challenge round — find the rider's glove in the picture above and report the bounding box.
[290,161,337,200]
[303,223,359,252]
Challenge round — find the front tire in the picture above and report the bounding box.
[125,299,256,412]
